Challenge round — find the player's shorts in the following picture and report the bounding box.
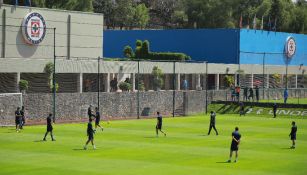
[291,134,296,140]
[47,125,53,132]
[15,119,20,125]
[88,133,94,140]
[231,143,239,151]
[95,119,100,125]
[156,123,162,130]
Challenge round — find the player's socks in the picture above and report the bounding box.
[93,145,96,150]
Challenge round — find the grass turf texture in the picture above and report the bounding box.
[1,115,307,175]
[259,98,307,104]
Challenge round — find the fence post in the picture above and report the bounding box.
[172,61,176,117]
[137,60,140,119]
[262,52,265,100]
[52,27,56,123]
[98,56,100,111]
[205,62,208,114]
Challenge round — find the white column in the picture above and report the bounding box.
[196,74,201,90]
[105,73,110,92]
[251,74,254,88]
[78,73,83,93]
[191,74,196,90]
[234,74,238,86]
[266,74,270,88]
[165,74,170,90]
[176,74,180,90]
[131,73,135,91]
[215,74,220,90]
[295,74,298,89]
[16,72,20,92]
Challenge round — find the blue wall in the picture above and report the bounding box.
[240,29,307,65]
[104,29,240,64]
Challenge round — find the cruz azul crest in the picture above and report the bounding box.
[22,12,46,45]
[284,36,296,59]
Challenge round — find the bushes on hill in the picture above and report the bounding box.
[123,40,191,61]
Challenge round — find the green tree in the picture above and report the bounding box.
[123,45,134,58]
[141,40,150,59]
[114,0,136,29]
[19,79,29,93]
[118,82,131,91]
[224,75,234,88]
[134,3,149,29]
[44,62,59,92]
[152,66,164,91]
[135,40,143,58]
[269,0,294,32]
[93,0,116,28]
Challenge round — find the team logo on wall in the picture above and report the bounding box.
[284,36,296,59]
[21,12,46,45]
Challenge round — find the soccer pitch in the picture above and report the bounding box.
[0,115,307,175]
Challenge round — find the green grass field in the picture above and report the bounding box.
[260,98,307,104]
[1,115,307,175]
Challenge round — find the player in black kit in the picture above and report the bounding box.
[84,118,96,150]
[208,111,218,135]
[227,127,241,163]
[156,112,166,137]
[15,107,22,132]
[289,121,297,149]
[43,113,55,141]
[94,107,104,131]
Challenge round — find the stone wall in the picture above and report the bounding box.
[0,91,185,125]
[1,89,307,125]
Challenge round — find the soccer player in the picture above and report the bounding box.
[243,87,248,101]
[43,113,55,141]
[84,118,96,150]
[273,103,277,118]
[20,106,25,129]
[156,112,166,137]
[248,88,254,102]
[208,111,218,135]
[15,107,22,132]
[87,105,96,121]
[255,86,259,102]
[289,121,297,149]
[94,107,103,131]
[284,89,288,104]
[227,127,241,163]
